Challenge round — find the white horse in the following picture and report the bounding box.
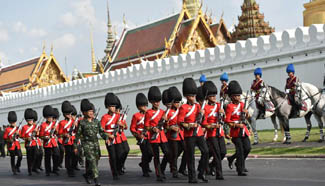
[295,82,325,142]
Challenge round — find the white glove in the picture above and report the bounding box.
[285,89,290,94]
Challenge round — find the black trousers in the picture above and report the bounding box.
[64,145,75,174]
[106,143,123,177]
[58,143,64,166]
[9,147,22,172]
[231,136,251,174]
[161,140,187,174]
[185,136,209,181]
[139,139,153,174]
[209,137,227,169]
[44,147,60,174]
[150,142,170,178]
[36,147,43,169]
[121,141,130,169]
[207,137,223,177]
[26,146,39,173]
[0,143,5,157]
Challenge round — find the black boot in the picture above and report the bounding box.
[198,174,208,183]
[94,178,101,186]
[83,174,92,184]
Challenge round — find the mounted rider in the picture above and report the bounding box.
[250,68,274,118]
[285,64,307,117]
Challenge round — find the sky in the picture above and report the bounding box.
[0,0,308,77]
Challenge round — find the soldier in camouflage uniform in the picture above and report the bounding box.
[74,99,109,186]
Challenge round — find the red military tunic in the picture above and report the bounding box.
[58,119,75,146]
[202,103,225,138]
[144,108,167,143]
[225,102,250,138]
[166,108,184,141]
[286,76,297,95]
[3,126,21,151]
[220,84,228,99]
[178,103,204,138]
[101,113,123,144]
[130,112,148,140]
[20,124,37,147]
[39,121,58,148]
[251,79,264,98]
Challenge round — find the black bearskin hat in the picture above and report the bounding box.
[136,93,148,107]
[8,111,17,123]
[148,86,162,102]
[182,78,197,96]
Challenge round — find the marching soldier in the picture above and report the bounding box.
[58,101,76,177]
[57,110,65,169]
[165,87,187,178]
[3,111,22,175]
[101,93,123,180]
[201,81,225,180]
[130,93,153,177]
[178,78,209,183]
[20,108,39,176]
[116,97,130,175]
[144,86,171,182]
[285,64,307,117]
[0,126,5,158]
[33,110,44,172]
[74,99,109,186]
[225,81,251,176]
[39,105,60,176]
[71,105,84,170]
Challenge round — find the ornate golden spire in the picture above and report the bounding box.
[42,41,46,55]
[90,26,97,72]
[103,0,115,62]
[50,43,54,56]
[183,0,201,18]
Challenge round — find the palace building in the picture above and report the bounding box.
[0,47,69,96]
[304,0,325,26]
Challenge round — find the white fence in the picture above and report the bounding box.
[1,24,325,134]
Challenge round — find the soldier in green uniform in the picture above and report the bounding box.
[74,99,109,186]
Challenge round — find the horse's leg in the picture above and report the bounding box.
[280,116,291,144]
[302,112,313,142]
[314,113,324,142]
[271,114,278,142]
[249,111,259,145]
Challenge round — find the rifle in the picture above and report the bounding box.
[64,114,81,144]
[46,114,61,146]
[113,105,129,137]
[239,91,249,136]
[8,118,24,148]
[193,91,209,136]
[137,128,147,145]
[94,108,101,120]
[29,118,43,148]
[151,107,169,141]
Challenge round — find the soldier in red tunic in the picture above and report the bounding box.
[3,111,22,175]
[20,108,39,176]
[58,101,76,177]
[225,81,251,176]
[201,81,225,180]
[178,78,209,183]
[144,86,171,182]
[101,93,123,180]
[39,105,60,176]
[130,93,153,177]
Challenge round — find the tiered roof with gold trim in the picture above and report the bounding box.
[102,0,231,71]
[0,47,69,95]
[231,0,275,42]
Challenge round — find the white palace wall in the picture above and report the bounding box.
[1,25,325,134]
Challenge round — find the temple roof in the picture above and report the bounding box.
[0,57,42,92]
[111,13,180,64]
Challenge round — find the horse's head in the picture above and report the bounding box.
[258,84,272,103]
[294,82,304,101]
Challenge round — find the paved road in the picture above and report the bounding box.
[0,157,324,186]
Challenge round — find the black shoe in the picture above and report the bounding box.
[32,169,40,174]
[188,179,198,183]
[172,172,178,178]
[46,172,50,176]
[179,170,188,176]
[148,168,153,173]
[113,175,119,180]
[244,168,248,172]
[161,173,166,179]
[59,165,63,168]
[143,172,150,177]
[227,157,233,169]
[156,177,164,182]
[94,178,101,186]
[12,170,17,175]
[198,174,208,183]
[216,176,224,180]
[83,174,92,184]
[53,171,60,176]
[238,172,247,176]
[39,167,44,171]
